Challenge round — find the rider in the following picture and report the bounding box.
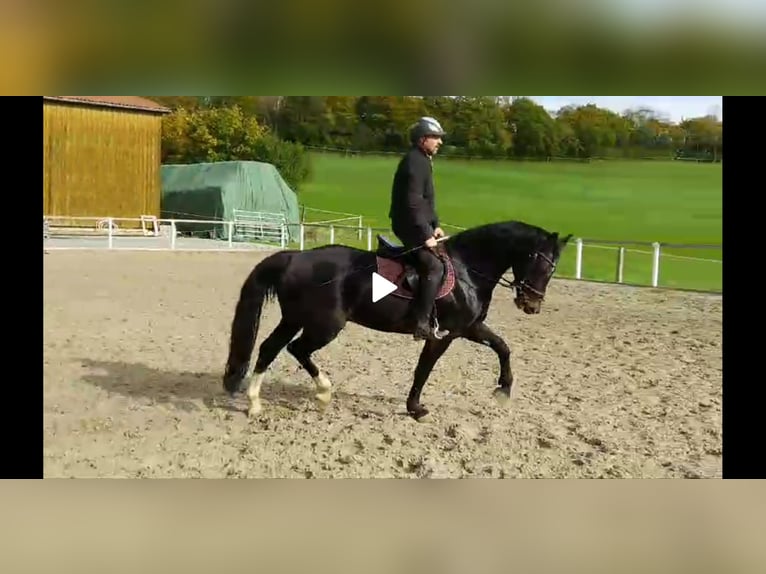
[388,116,447,341]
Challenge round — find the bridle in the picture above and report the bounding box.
[468,249,557,301]
[512,250,557,301]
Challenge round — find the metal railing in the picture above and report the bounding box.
[232,209,287,246]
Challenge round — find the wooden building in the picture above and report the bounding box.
[43,96,171,222]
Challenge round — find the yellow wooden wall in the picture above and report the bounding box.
[43,102,163,221]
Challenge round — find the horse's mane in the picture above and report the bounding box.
[447,220,553,251]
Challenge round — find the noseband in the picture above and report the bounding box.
[512,250,557,300]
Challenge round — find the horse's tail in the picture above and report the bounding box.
[222,251,292,393]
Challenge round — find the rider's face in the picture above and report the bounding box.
[421,135,442,156]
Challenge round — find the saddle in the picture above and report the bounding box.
[374,234,456,300]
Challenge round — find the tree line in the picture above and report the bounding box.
[150,96,723,190]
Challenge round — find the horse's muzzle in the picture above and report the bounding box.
[515,295,541,314]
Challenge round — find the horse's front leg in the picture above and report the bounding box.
[462,321,513,405]
[407,336,454,422]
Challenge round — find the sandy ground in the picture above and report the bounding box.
[43,250,722,478]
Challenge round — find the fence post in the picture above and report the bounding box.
[107,218,114,249]
[280,223,286,248]
[367,227,372,251]
[651,242,661,287]
[227,221,234,248]
[330,225,335,245]
[170,220,177,250]
[575,238,583,279]
[358,215,363,241]
[616,247,625,283]
[299,223,305,251]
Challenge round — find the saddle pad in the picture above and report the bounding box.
[375,256,456,300]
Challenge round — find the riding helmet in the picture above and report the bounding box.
[409,116,446,144]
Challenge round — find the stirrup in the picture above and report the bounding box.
[432,316,450,340]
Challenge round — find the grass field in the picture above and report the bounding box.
[297,152,722,292]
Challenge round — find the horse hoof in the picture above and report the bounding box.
[408,406,431,423]
[315,390,332,405]
[248,399,262,417]
[414,412,432,423]
[492,387,511,406]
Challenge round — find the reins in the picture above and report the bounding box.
[466,267,518,291]
[314,236,451,287]
[310,232,555,301]
[461,250,557,300]
[314,235,525,296]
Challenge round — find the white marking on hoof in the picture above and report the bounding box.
[415,412,432,423]
[248,372,266,416]
[248,399,262,418]
[313,372,332,404]
[492,388,511,406]
[314,372,332,391]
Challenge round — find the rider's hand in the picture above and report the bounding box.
[434,227,445,239]
[425,236,438,249]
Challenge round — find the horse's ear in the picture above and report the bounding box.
[560,233,573,245]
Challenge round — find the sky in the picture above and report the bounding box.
[527,96,722,123]
[581,0,766,29]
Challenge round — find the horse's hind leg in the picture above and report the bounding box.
[287,319,345,405]
[247,319,301,417]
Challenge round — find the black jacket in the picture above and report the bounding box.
[388,146,440,245]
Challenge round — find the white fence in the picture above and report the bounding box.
[43,215,722,292]
[571,237,721,291]
[43,214,287,251]
[300,206,364,241]
[232,209,287,246]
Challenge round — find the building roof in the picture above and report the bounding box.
[44,96,171,114]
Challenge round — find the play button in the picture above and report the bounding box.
[372,272,397,302]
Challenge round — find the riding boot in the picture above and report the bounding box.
[412,275,441,340]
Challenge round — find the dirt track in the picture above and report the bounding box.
[43,251,722,478]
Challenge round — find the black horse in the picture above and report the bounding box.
[222,219,572,421]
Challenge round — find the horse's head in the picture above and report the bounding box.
[447,220,573,314]
[512,231,572,315]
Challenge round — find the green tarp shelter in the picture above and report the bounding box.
[160,160,301,242]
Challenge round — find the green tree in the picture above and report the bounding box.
[680,115,722,161]
[160,104,312,190]
[506,97,557,158]
[155,95,722,163]
[557,104,620,157]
